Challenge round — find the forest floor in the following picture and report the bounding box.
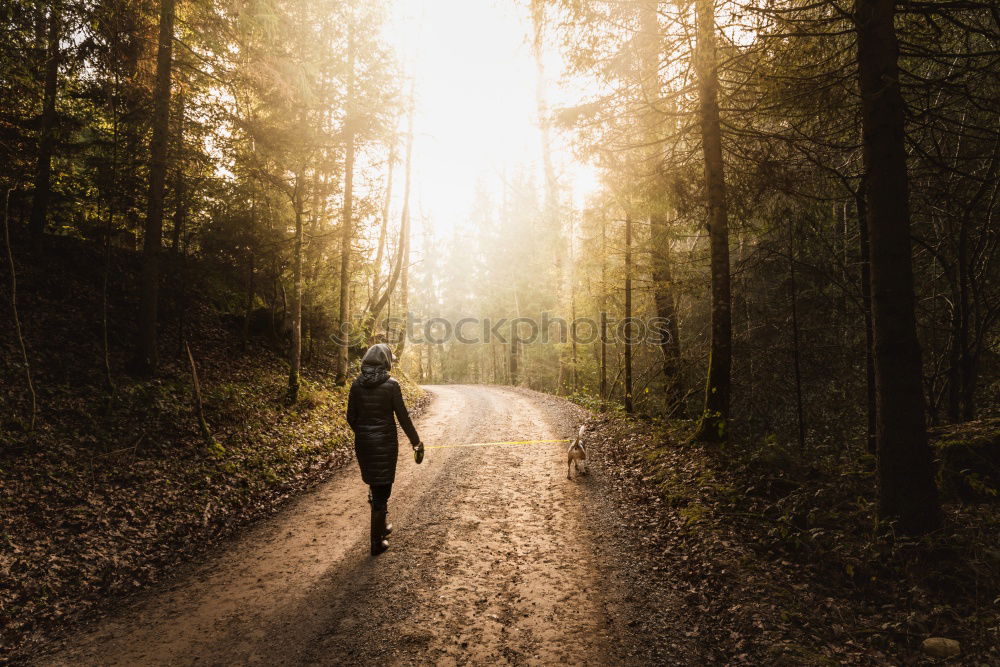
[0,232,430,659]
[31,384,696,666]
[21,384,999,665]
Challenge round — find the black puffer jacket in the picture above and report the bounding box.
[346,344,420,486]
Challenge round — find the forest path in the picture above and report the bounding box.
[43,385,666,666]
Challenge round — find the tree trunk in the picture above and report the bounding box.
[288,184,304,402]
[946,291,962,423]
[171,91,187,252]
[185,342,213,444]
[693,0,732,442]
[640,0,686,418]
[395,85,415,357]
[335,30,356,386]
[957,221,975,421]
[855,179,877,453]
[855,0,940,534]
[134,0,175,376]
[650,214,685,416]
[243,250,254,349]
[364,117,409,343]
[788,217,806,452]
[4,187,38,430]
[370,139,396,304]
[365,199,408,341]
[101,71,121,396]
[531,0,559,247]
[600,216,608,410]
[739,235,756,443]
[427,341,434,383]
[29,0,60,239]
[570,223,578,392]
[530,0,565,383]
[509,338,519,386]
[624,210,634,414]
[490,342,497,383]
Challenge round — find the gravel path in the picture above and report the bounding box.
[42,385,686,666]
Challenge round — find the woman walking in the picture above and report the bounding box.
[346,344,422,555]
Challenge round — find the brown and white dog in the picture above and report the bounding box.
[567,425,587,479]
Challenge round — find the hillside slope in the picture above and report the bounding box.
[0,232,424,656]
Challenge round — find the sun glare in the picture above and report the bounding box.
[386,0,598,244]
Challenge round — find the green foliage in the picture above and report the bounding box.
[207,439,226,459]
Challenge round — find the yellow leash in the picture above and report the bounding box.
[424,438,571,450]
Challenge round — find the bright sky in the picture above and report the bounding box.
[386,0,599,243]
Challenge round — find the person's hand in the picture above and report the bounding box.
[413,441,425,464]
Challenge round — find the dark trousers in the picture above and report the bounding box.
[369,483,392,511]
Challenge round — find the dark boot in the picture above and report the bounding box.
[370,507,389,556]
[368,489,392,539]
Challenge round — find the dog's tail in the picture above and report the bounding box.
[577,424,586,441]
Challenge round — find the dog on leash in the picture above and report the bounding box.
[567,425,588,479]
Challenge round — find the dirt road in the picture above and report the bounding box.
[42,385,669,666]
